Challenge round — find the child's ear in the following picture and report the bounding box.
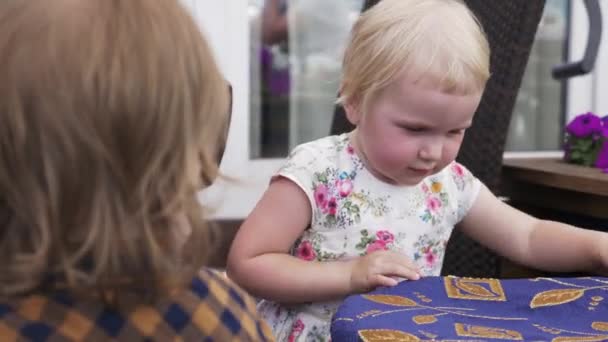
[343,99,362,126]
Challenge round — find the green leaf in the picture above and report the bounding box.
[578,139,593,150]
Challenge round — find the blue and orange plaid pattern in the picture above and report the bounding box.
[0,269,274,341]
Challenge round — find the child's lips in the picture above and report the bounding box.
[409,167,433,175]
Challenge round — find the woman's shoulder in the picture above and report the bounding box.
[0,271,273,341]
[192,268,258,311]
[180,269,274,340]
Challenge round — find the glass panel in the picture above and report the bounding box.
[506,0,569,151]
[249,0,363,158]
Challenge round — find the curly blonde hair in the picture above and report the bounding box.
[338,0,490,110]
[0,0,229,300]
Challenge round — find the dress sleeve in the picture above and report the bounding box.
[448,162,483,223]
[272,143,321,213]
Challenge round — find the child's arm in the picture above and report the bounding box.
[227,177,420,303]
[459,186,608,274]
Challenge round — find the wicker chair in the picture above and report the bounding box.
[330,0,547,277]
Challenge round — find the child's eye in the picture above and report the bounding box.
[448,129,466,135]
[404,126,425,133]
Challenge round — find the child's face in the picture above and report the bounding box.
[348,75,482,186]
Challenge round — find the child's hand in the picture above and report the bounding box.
[348,251,421,293]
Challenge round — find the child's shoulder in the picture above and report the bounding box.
[292,133,349,153]
[286,133,350,163]
[425,160,475,182]
[423,161,480,194]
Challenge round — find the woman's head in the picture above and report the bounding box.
[338,0,490,110]
[0,0,229,297]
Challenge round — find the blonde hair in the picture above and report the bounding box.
[0,0,229,300]
[338,0,490,109]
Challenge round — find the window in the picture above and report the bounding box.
[506,0,570,151]
[248,0,363,158]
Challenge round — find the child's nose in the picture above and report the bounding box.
[418,139,443,162]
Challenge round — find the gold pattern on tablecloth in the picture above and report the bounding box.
[530,289,585,308]
[362,295,417,307]
[358,329,420,341]
[454,323,523,340]
[357,309,383,319]
[593,322,608,331]
[412,314,438,325]
[444,277,506,301]
[590,297,604,311]
[337,277,608,341]
[529,278,608,309]
[360,293,525,322]
[551,336,608,341]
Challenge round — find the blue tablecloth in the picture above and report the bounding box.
[331,276,608,341]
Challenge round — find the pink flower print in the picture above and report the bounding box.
[336,179,353,197]
[421,183,430,193]
[314,184,328,209]
[296,241,316,261]
[426,197,442,212]
[327,197,338,216]
[288,319,305,342]
[425,249,437,266]
[376,230,394,244]
[452,163,465,177]
[347,145,355,154]
[366,240,388,253]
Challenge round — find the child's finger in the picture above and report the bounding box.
[395,256,421,273]
[381,251,420,272]
[381,263,420,281]
[371,274,399,288]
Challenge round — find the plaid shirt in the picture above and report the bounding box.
[0,269,274,341]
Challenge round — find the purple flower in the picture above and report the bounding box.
[566,112,602,137]
[594,141,608,169]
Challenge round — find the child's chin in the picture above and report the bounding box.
[396,177,426,187]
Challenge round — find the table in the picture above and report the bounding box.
[501,157,608,220]
[331,276,608,341]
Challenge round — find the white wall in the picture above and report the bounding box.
[184,0,282,219]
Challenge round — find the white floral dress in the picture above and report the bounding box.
[258,133,483,341]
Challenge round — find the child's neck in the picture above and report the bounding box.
[348,129,398,185]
